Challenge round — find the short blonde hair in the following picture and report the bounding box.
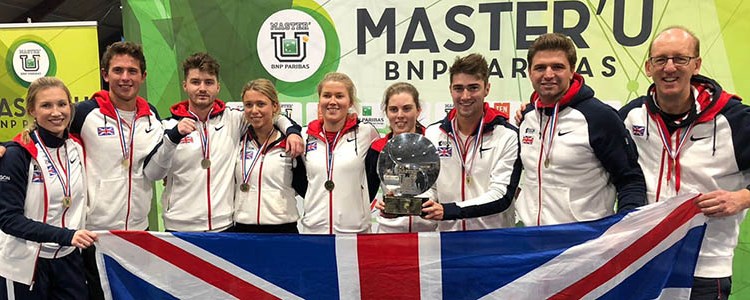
[241,78,281,119]
[317,72,360,113]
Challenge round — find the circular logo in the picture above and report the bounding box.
[257,9,326,83]
[6,40,56,87]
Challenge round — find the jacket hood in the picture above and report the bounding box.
[91,90,153,119]
[646,74,739,124]
[439,102,510,135]
[530,73,591,110]
[169,99,227,119]
[306,114,360,139]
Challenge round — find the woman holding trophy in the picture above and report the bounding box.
[301,73,381,234]
[232,79,307,233]
[367,82,437,233]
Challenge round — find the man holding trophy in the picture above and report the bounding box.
[416,53,523,231]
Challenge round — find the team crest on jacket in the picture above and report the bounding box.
[306,142,317,152]
[632,125,646,137]
[180,136,194,144]
[31,166,43,183]
[522,135,534,144]
[97,126,115,136]
[438,146,452,157]
[244,149,257,160]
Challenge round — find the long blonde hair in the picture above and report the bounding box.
[21,77,73,143]
[317,72,360,114]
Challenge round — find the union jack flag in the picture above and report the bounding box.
[306,142,317,152]
[96,194,705,299]
[437,146,452,157]
[522,135,534,144]
[97,126,115,136]
[632,125,646,136]
[31,168,43,183]
[180,136,194,144]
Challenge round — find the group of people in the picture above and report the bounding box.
[0,25,747,300]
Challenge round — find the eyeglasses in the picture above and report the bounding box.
[648,56,696,67]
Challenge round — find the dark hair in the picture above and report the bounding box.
[527,33,577,70]
[182,52,221,80]
[449,53,489,84]
[101,41,146,74]
[648,26,700,57]
[381,82,424,132]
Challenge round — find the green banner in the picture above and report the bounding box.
[124,1,750,297]
[0,22,101,141]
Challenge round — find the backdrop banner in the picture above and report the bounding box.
[124,1,749,297]
[0,21,101,141]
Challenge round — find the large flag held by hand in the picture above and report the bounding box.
[95,193,706,299]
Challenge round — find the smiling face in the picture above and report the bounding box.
[450,73,489,121]
[183,68,220,111]
[29,87,71,137]
[102,54,146,105]
[646,29,702,104]
[243,89,279,133]
[529,50,574,105]
[386,92,421,135]
[318,80,353,130]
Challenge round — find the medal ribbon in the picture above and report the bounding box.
[34,131,71,201]
[241,129,276,186]
[651,113,694,192]
[324,129,344,183]
[450,114,484,178]
[537,100,560,166]
[188,109,214,163]
[113,108,137,164]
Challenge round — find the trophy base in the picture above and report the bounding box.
[383,196,427,216]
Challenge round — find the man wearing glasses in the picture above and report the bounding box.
[515,33,646,226]
[620,26,750,299]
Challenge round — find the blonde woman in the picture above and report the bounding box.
[301,73,380,234]
[232,79,307,233]
[0,77,97,298]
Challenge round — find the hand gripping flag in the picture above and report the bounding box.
[95,193,706,299]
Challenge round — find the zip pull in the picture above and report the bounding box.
[29,280,35,291]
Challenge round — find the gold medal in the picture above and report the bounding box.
[240,183,250,192]
[62,196,71,208]
[121,158,130,169]
[466,175,472,184]
[544,158,550,168]
[324,180,335,191]
[201,158,211,169]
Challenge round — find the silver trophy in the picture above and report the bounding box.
[377,133,440,215]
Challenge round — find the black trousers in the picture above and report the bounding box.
[82,246,104,300]
[691,276,732,300]
[1,250,88,300]
[230,222,299,233]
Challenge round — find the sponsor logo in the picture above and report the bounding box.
[145,127,155,134]
[557,130,573,136]
[257,9,326,82]
[479,147,493,153]
[0,174,10,182]
[362,106,373,117]
[525,128,536,134]
[214,125,225,131]
[522,135,534,144]
[438,146,452,157]
[346,137,356,143]
[97,126,115,136]
[689,135,709,142]
[6,38,57,87]
[493,102,510,116]
[632,125,645,137]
